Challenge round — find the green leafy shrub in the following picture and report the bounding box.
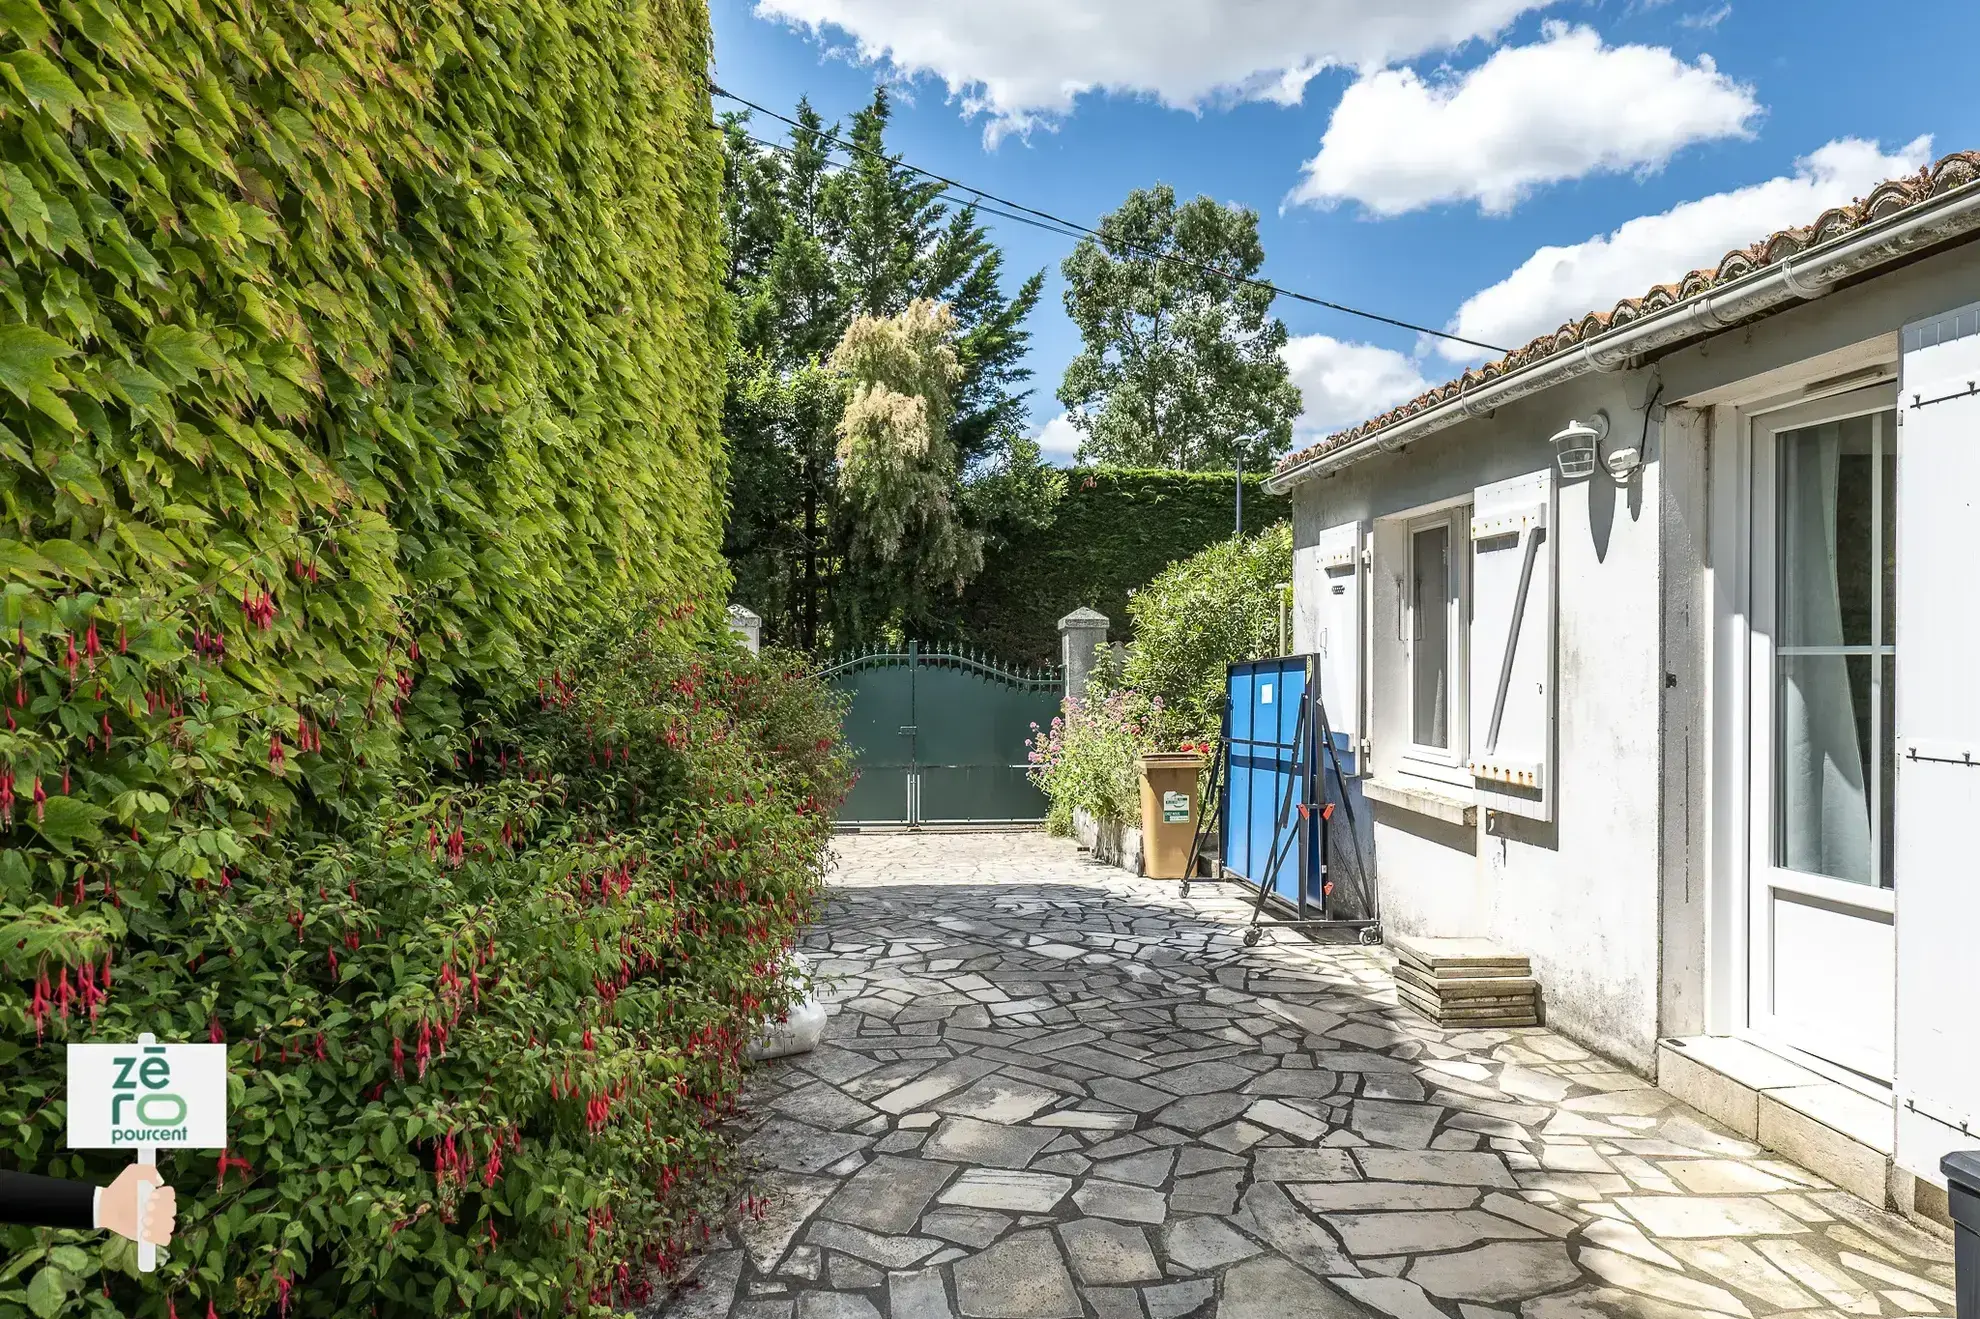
[3,613,852,1318]
[1025,680,1147,834]
[1122,522,1292,744]
[0,1,831,1315]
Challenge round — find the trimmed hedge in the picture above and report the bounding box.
[953,469,1289,665]
[0,2,795,1316]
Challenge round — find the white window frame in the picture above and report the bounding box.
[1402,504,1471,786]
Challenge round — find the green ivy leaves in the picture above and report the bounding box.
[0,1,745,1315]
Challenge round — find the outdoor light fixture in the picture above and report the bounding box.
[1551,411,1609,479]
[1604,436,1644,479]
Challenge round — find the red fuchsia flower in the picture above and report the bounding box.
[32,776,45,822]
[268,733,286,773]
[0,767,12,825]
[391,1035,405,1078]
[29,971,49,1040]
[209,1015,224,1043]
[216,1149,249,1186]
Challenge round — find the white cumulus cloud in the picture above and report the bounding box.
[750,0,1553,141]
[1439,135,1935,361]
[1289,23,1762,215]
[1282,336,1434,442]
[1031,413,1085,467]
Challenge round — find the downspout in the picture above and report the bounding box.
[1265,179,1980,494]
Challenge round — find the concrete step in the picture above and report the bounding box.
[1657,1035,1953,1235]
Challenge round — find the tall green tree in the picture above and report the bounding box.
[719,91,1045,650]
[831,301,981,638]
[1058,185,1303,470]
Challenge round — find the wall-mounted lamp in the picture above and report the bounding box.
[1551,411,1608,479]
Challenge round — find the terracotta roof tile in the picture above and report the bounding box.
[1273,148,1980,477]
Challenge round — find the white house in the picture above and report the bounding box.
[1266,149,1980,1227]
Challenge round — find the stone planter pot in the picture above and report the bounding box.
[1072,807,1145,876]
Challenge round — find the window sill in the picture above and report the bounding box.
[1364,775,1477,828]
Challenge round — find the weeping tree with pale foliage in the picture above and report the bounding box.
[830,299,984,638]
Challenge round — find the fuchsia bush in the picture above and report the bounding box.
[1,606,852,1317]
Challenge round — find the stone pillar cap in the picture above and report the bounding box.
[1058,607,1109,630]
[726,604,762,624]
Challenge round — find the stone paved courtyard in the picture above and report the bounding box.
[651,831,1957,1319]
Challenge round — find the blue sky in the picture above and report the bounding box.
[709,0,1980,465]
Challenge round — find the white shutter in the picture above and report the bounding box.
[1300,521,1365,773]
[1893,305,1980,1183]
[1468,469,1557,821]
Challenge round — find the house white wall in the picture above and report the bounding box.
[1293,371,1666,1069]
[1287,238,1980,1075]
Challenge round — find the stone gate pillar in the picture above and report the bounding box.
[1058,607,1110,706]
[727,604,762,655]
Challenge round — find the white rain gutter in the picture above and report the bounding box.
[1265,176,1980,494]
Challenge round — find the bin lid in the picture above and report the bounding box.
[1945,1148,1980,1192]
[1140,752,1208,770]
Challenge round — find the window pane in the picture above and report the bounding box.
[1412,524,1450,749]
[1881,423,1897,646]
[1879,653,1895,889]
[1775,651,1874,885]
[1778,415,1874,649]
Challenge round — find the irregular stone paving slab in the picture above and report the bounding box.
[1070,1179,1167,1224]
[805,1221,944,1270]
[1218,1256,1366,1319]
[1339,1275,1467,1319]
[819,1156,955,1234]
[1056,1218,1161,1285]
[887,1269,954,1319]
[795,1296,880,1319]
[938,1169,1071,1213]
[921,1117,1060,1170]
[1323,1209,1547,1255]
[1576,1247,1754,1315]
[952,1230,1080,1319]
[1410,1241,1582,1302]
[1161,1215,1260,1271]
[742,1172,840,1271]
[643,831,1953,1319]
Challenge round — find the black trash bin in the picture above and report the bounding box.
[1949,1151,1980,1319]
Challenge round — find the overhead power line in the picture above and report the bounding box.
[734,130,1096,248]
[709,83,1510,356]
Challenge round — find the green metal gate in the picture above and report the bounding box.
[820,642,1063,825]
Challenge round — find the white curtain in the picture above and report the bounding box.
[1777,427,1873,884]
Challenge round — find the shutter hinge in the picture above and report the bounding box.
[1359,737,1372,757]
[1903,739,1980,767]
[1902,1093,1980,1138]
[1360,546,1372,569]
[1908,380,1978,410]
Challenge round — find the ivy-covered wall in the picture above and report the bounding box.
[0,0,730,719]
[955,469,1290,665]
[1,2,745,1314]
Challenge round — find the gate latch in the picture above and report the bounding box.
[898,725,918,736]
